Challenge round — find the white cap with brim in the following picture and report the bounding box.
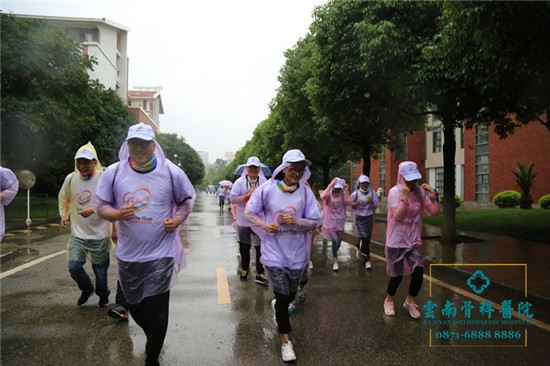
[402,162,422,181]
[74,150,95,160]
[358,175,370,183]
[282,149,311,166]
[246,156,261,167]
[126,122,155,141]
[333,179,344,189]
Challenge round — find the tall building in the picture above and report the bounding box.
[197,151,210,167]
[225,152,236,162]
[127,87,164,132]
[353,116,550,208]
[14,14,130,102]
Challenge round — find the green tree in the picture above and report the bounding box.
[512,161,538,210]
[1,14,135,194]
[156,132,205,186]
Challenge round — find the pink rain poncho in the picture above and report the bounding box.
[0,166,19,241]
[230,166,267,228]
[92,139,196,304]
[320,178,352,242]
[385,161,439,277]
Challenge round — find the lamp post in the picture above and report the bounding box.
[15,170,36,229]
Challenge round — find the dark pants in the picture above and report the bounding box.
[387,266,424,297]
[129,291,170,366]
[68,258,110,297]
[239,243,264,274]
[115,280,129,308]
[358,238,371,260]
[274,292,297,334]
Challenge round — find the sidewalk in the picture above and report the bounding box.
[344,216,550,303]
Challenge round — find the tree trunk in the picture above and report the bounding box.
[440,120,459,244]
[321,155,331,188]
[362,142,371,177]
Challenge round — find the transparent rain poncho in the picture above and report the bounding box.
[245,160,322,295]
[350,174,379,237]
[92,139,196,304]
[0,166,19,241]
[320,178,352,242]
[230,163,267,227]
[385,161,439,277]
[58,142,112,263]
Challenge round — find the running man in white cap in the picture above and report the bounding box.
[230,156,268,284]
[92,123,196,366]
[58,142,113,307]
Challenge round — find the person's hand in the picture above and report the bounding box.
[344,183,349,192]
[114,202,134,221]
[111,224,118,244]
[352,201,360,207]
[421,183,436,195]
[163,217,180,234]
[245,187,258,199]
[267,222,279,233]
[60,216,68,229]
[402,184,410,196]
[282,214,295,225]
[366,196,373,202]
[0,194,4,202]
[331,178,338,186]
[77,208,94,218]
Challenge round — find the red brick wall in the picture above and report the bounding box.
[489,121,550,202]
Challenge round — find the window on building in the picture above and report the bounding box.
[435,167,444,194]
[433,129,442,153]
[475,125,489,202]
[460,126,465,149]
[395,133,407,161]
[379,149,386,196]
[143,100,147,110]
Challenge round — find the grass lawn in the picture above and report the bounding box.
[422,208,550,244]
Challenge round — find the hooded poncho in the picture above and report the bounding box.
[320,177,352,242]
[0,166,19,241]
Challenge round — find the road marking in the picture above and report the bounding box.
[214,229,221,238]
[217,267,231,304]
[0,250,67,280]
[343,240,550,333]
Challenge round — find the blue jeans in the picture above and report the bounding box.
[331,240,341,258]
[68,258,110,297]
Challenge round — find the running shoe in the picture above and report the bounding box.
[98,295,109,308]
[240,270,248,281]
[298,289,307,303]
[403,300,421,319]
[309,260,313,269]
[281,341,296,362]
[355,246,361,259]
[288,302,296,313]
[365,261,372,270]
[255,273,268,286]
[384,300,395,316]
[108,305,129,320]
[333,262,339,271]
[77,289,94,306]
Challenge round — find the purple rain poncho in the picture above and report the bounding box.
[350,174,379,238]
[230,166,267,228]
[385,161,439,277]
[1,166,19,241]
[320,178,352,242]
[92,140,195,304]
[245,161,322,294]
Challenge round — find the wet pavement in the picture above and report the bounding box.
[1,194,549,365]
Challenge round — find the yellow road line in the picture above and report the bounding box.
[217,267,231,304]
[343,240,550,333]
[0,250,67,280]
[214,229,221,238]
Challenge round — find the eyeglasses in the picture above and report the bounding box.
[288,167,306,175]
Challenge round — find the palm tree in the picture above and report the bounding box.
[512,161,538,209]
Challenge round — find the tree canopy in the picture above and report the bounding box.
[156,132,205,186]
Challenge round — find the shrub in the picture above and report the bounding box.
[493,190,521,208]
[440,194,463,208]
[539,195,550,209]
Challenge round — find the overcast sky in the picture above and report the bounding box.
[1,0,327,163]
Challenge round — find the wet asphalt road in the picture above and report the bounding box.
[1,194,549,365]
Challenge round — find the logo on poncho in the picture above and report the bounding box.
[274,207,297,227]
[123,188,152,212]
[76,190,92,207]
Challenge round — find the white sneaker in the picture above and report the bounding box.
[355,246,361,259]
[271,299,277,325]
[309,260,314,269]
[365,261,372,270]
[288,302,296,313]
[281,341,296,362]
[333,262,339,271]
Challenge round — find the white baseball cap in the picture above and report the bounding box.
[402,162,422,181]
[282,149,311,166]
[246,156,261,167]
[333,179,344,189]
[358,175,370,183]
[74,150,95,160]
[126,123,155,141]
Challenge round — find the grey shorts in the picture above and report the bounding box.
[236,225,261,246]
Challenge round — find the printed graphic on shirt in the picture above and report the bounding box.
[123,188,153,224]
[273,206,297,236]
[75,190,92,208]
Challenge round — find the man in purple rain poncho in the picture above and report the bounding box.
[383,161,439,319]
[0,166,19,242]
[245,149,322,362]
[92,123,195,366]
